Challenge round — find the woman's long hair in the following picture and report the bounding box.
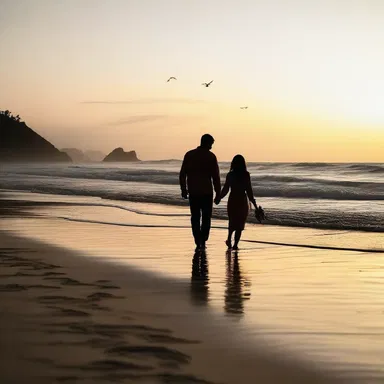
[230,154,247,178]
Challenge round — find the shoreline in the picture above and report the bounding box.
[2,189,384,236]
[1,176,383,233]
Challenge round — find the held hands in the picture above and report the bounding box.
[181,190,188,199]
[182,190,221,204]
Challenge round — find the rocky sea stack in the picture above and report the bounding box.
[103,147,140,162]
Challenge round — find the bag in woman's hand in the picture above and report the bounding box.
[255,205,266,223]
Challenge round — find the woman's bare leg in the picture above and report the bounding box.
[233,230,242,250]
[226,228,234,248]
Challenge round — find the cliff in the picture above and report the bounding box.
[103,147,140,162]
[61,149,107,162]
[84,150,106,162]
[0,111,71,163]
[61,148,91,163]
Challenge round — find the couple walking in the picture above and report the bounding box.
[179,134,258,251]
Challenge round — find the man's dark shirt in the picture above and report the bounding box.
[179,146,221,196]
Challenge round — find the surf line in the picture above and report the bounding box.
[242,239,384,253]
[59,216,227,230]
[58,217,383,253]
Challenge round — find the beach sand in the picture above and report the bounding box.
[1,192,382,383]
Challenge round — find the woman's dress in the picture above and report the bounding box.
[225,171,254,231]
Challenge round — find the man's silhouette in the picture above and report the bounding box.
[179,134,221,250]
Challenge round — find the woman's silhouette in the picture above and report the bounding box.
[219,155,258,250]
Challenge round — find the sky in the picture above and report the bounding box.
[1,0,383,162]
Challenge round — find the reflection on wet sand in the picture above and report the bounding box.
[224,251,251,316]
[190,251,209,306]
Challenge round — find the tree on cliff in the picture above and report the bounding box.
[0,110,22,123]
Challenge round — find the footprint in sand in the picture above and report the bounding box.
[155,373,215,384]
[97,284,121,290]
[43,277,93,286]
[0,283,27,291]
[87,292,123,301]
[75,359,153,372]
[3,256,61,271]
[106,345,191,364]
[0,272,35,278]
[43,321,174,339]
[38,293,114,313]
[16,272,40,277]
[44,337,114,349]
[140,333,200,345]
[38,295,81,304]
[42,271,66,277]
[47,305,91,318]
[27,284,61,290]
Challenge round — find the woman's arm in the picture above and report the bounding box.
[220,173,231,200]
[246,172,257,207]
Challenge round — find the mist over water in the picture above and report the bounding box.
[1,161,383,232]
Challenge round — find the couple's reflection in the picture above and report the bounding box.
[190,250,251,315]
[190,250,209,305]
[224,250,251,316]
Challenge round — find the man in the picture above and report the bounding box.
[179,134,221,251]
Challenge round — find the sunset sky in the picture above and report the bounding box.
[1,0,383,161]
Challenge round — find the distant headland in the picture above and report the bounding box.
[1,110,139,163]
[0,110,71,162]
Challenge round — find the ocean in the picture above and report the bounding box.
[1,161,383,232]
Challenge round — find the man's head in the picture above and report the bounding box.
[200,134,215,150]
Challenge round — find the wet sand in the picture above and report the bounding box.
[0,236,342,384]
[1,192,383,383]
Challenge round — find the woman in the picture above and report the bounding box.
[220,155,258,250]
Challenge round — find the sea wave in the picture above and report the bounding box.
[345,164,384,173]
[1,161,383,232]
[292,162,334,168]
[2,175,384,201]
[3,168,383,200]
[290,162,384,173]
[1,181,383,232]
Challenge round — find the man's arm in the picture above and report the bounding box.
[212,154,221,197]
[179,153,188,198]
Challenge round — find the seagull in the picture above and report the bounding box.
[167,77,177,82]
[240,106,248,109]
[202,80,214,87]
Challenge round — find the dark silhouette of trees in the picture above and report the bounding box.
[0,110,22,123]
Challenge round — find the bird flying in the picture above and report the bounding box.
[240,106,248,109]
[167,77,177,82]
[202,80,214,87]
